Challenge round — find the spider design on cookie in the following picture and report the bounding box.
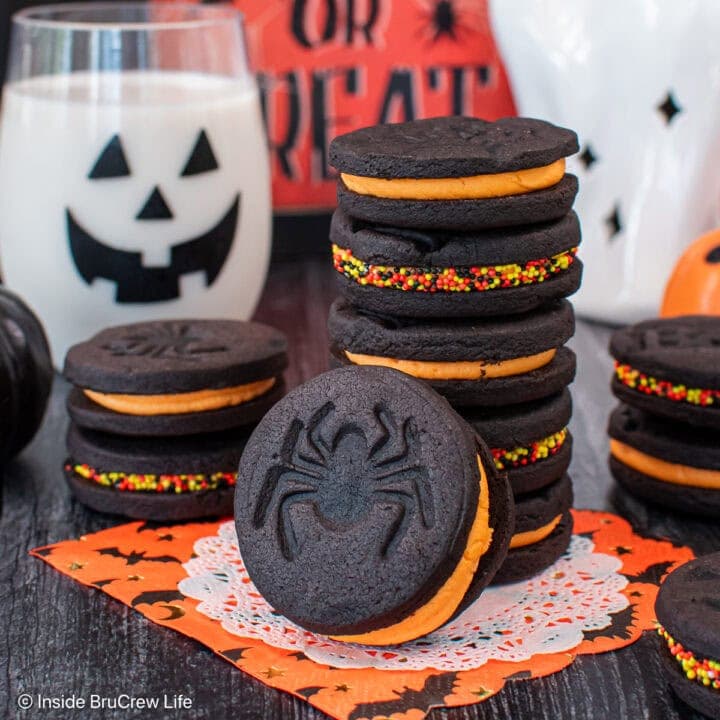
[252,402,434,560]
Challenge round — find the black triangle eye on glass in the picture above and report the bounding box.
[87,129,220,221]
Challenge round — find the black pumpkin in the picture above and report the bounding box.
[0,286,52,464]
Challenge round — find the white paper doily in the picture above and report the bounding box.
[179,520,628,672]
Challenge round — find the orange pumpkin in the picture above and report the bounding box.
[661,228,720,317]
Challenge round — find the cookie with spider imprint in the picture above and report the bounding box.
[492,473,573,585]
[330,208,582,318]
[65,423,249,521]
[330,115,579,230]
[460,390,573,495]
[655,553,720,719]
[608,403,720,518]
[328,297,576,407]
[234,365,514,645]
[64,319,287,436]
[610,315,720,430]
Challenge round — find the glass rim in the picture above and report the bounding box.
[12,2,244,32]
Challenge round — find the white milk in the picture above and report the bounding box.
[0,71,271,362]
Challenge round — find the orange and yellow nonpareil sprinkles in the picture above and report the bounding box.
[68,463,237,494]
[614,361,720,407]
[492,428,568,471]
[332,244,578,293]
[658,626,720,692]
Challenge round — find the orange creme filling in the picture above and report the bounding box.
[84,377,276,416]
[344,348,555,381]
[509,514,562,550]
[330,456,493,646]
[610,439,720,490]
[340,158,565,200]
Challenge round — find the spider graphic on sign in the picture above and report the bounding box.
[415,0,485,43]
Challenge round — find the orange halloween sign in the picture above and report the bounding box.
[232,0,517,211]
[31,510,693,720]
[662,228,720,317]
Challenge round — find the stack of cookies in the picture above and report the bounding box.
[62,319,288,521]
[327,116,582,582]
[608,316,720,519]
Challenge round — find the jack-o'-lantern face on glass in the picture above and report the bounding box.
[0,70,270,363]
[67,129,240,303]
[0,7,271,364]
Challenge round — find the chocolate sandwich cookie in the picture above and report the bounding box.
[328,297,576,407]
[608,404,720,518]
[655,553,720,719]
[331,208,582,317]
[65,423,248,520]
[611,316,720,430]
[235,366,513,645]
[64,319,287,436]
[461,390,573,495]
[330,116,579,230]
[493,473,573,585]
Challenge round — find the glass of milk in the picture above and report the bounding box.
[0,3,271,362]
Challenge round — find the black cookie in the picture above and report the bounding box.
[329,297,575,361]
[610,316,720,430]
[329,116,579,178]
[234,366,513,643]
[332,209,582,317]
[65,423,248,520]
[657,638,719,720]
[65,472,235,523]
[428,347,575,407]
[493,474,573,584]
[608,404,720,518]
[329,297,575,407]
[64,319,287,393]
[513,473,573,532]
[461,391,573,495]
[334,347,576,408]
[610,459,720,521]
[337,175,579,231]
[67,380,286,437]
[63,319,287,436]
[655,554,720,719]
[493,511,573,585]
[334,209,581,266]
[0,286,53,463]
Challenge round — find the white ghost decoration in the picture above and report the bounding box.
[489,0,720,323]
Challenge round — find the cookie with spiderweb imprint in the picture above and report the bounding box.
[64,319,288,436]
[655,553,720,719]
[330,116,579,230]
[234,365,513,645]
[610,315,720,430]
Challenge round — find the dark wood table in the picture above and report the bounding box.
[1,257,715,719]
